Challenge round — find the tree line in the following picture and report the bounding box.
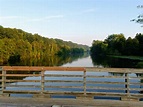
[0,26,89,65]
[90,33,143,56]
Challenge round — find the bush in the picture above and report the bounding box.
[136,62,143,68]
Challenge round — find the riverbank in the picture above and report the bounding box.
[109,55,143,61]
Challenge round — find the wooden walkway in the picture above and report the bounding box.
[0,66,143,106]
[0,97,143,107]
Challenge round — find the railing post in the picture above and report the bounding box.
[41,71,45,94]
[121,72,131,101]
[125,73,130,95]
[0,68,9,97]
[2,70,6,93]
[76,68,93,100]
[83,70,86,95]
[33,70,50,98]
[0,67,2,95]
[121,71,139,101]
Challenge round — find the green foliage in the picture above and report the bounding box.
[136,62,143,68]
[0,26,89,65]
[131,5,143,27]
[91,33,143,57]
[105,34,126,55]
[124,37,139,55]
[135,33,143,55]
[91,40,107,56]
[57,45,84,56]
[70,48,84,54]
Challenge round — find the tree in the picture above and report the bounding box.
[131,5,143,27]
[90,40,108,56]
[124,37,139,55]
[0,26,89,64]
[105,34,126,55]
[135,33,143,55]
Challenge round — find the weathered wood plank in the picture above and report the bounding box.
[86,81,127,84]
[45,74,83,77]
[86,67,129,73]
[45,80,83,83]
[4,74,40,77]
[5,80,40,82]
[2,66,143,73]
[4,90,40,94]
[1,97,143,107]
[5,85,41,88]
[86,86,127,91]
[42,91,128,97]
[3,66,85,71]
[43,91,84,95]
[129,82,143,85]
[44,86,83,89]
[129,88,143,91]
[86,75,126,78]
[130,77,143,79]
[86,92,128,97]
[130,94,143,97]
[86,67,143,73]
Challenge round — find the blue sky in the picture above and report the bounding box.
[0,0,143,46]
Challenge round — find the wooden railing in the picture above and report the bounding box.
[0,66,143,101]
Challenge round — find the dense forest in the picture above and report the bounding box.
[90,33,143,56]
[0,26,89,65]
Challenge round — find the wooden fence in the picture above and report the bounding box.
[0,66,143,101]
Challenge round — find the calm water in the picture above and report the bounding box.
[4,55,143,100]
[62,56,94,67]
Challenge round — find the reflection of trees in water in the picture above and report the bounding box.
[135,73,143,91]
[90,55,109,67]
[4,53,89,66]
[108,72,124,76]
[91,55,139,68]
[136,73,143,78]
[136,73,143,88]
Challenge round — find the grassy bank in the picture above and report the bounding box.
[109,55,143,61]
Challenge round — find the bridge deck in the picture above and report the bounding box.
[0,97,143,107]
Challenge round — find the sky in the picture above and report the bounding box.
[0,0,143,46]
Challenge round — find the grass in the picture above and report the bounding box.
[109,55,143,61]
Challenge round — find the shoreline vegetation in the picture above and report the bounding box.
[109,55,143,61]
[90,33,143,58]
[109,55,143,68]
[90,33,143,68]
[0,26,89,65]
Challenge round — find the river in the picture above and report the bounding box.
[62,56,94,67]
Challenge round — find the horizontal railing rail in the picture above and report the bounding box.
[0,66,143,101]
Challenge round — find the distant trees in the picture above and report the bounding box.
[57,45,84,56]
[90,33,143,56]
[0,26,89,65]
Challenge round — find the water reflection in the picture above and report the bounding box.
[108,72,124,76]
[6,53,89,66]
[91,55,140,68]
